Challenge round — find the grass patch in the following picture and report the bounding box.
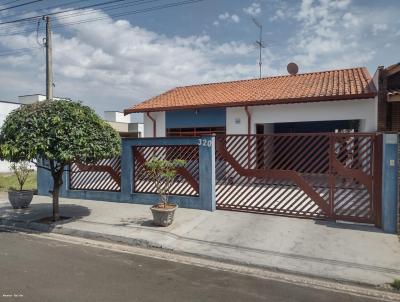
[0,172,37,192]
[391,279,400,290]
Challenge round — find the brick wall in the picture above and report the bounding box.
[391,103,400,132]
[377,67,388,131]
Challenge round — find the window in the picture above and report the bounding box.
[166,127,226,137]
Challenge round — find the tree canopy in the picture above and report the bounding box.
[0,99,121,221]
[0,100,121,165]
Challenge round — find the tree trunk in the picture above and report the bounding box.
[52,183,60,221]
[52,171,63,222]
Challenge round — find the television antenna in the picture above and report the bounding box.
[252,18,265,78]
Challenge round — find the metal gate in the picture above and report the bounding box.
[215,133,382,225]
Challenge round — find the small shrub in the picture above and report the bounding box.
[145,158,186,208]
[391,279,400,290]
[10,161,34,191]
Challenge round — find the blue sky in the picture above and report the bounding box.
[0,0,399,115]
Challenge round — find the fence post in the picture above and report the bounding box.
[381,133,398,233]
[120,139,133,200]
[199,135,216,211]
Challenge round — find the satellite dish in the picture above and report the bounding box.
[287,62,299,75]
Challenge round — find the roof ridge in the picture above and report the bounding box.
[175,66,369,89]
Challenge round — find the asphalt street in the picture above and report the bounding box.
[0,229,391,302]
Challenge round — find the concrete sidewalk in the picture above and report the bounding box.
[1,194,400,287]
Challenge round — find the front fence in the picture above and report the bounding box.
[215,133,382,225]
[133,145,200,196]
[38,137,215,211]
[36,133,399,231]
[70,157,121,192]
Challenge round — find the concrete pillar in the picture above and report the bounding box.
[199,135,216,211]
[381,133,398,233]
[121,139,133,200]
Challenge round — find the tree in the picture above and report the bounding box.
[0,100,121,221]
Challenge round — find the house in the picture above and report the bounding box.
[124,67,379,137]
[375,63,400,131]
[103,111,144,138]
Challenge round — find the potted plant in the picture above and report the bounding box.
[145,158,186,227]
[8,161,34,209]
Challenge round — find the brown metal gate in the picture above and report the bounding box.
[215,133,382,225]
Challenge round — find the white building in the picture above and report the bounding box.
[124,67,379,137]
[104,111,144,138]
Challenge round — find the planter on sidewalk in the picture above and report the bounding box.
[7,161,35,209]
[8,190,34,209]
[151,204,178,227]
[144,158,186,227]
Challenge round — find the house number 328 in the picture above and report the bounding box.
[198,139,212,147]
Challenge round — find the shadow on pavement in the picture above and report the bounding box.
[314,219,384,233]
[0,202,91,231]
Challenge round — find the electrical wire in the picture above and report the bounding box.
[0,0,46,12]
[0,46,41,56]
[0,0,205,36]
[0,0,150,34]
[0,0,25,6]
[0,0,130,25]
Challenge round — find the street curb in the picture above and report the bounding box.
[1,217,400,296]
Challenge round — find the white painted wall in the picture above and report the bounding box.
[226,98,378,134]
[104,111,131,123]
[138,124,144,137]
[143,111,165,137]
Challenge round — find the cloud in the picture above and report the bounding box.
[243,2,261,16]
[284,0,398,71]
[371,23,388,35]
[0,8,258,115]
[216,12,240,24]
[231,14,240,23]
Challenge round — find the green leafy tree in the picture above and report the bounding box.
[145,158,186,207]
[0,100,121,221]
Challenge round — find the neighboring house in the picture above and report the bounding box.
[104,111,144,138]
[375,63,400,131]
[124,67,378,137]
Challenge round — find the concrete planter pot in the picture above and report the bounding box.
[8,190,34,209]
[150,204,178,227]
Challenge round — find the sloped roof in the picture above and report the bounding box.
[124,67,376,114]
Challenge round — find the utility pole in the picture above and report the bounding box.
[44,16,53,100]
[253,18,265,79]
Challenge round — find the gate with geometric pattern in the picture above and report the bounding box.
[215,133,382,226]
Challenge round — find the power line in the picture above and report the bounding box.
[0,0,161,33]
[0,0,130,25]
[0,0,45,12]
[0,46,41,56]
[0,0,205,36]
[0,0,161,30]
[0,0,25,6]
[56,0,161,21]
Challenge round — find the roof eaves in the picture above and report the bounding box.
[124,92,377,114]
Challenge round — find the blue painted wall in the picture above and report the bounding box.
[381,133,398,234]
[165,108,226,128]
[37,137,216,211]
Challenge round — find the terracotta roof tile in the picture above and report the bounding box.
[124,67,376,114]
